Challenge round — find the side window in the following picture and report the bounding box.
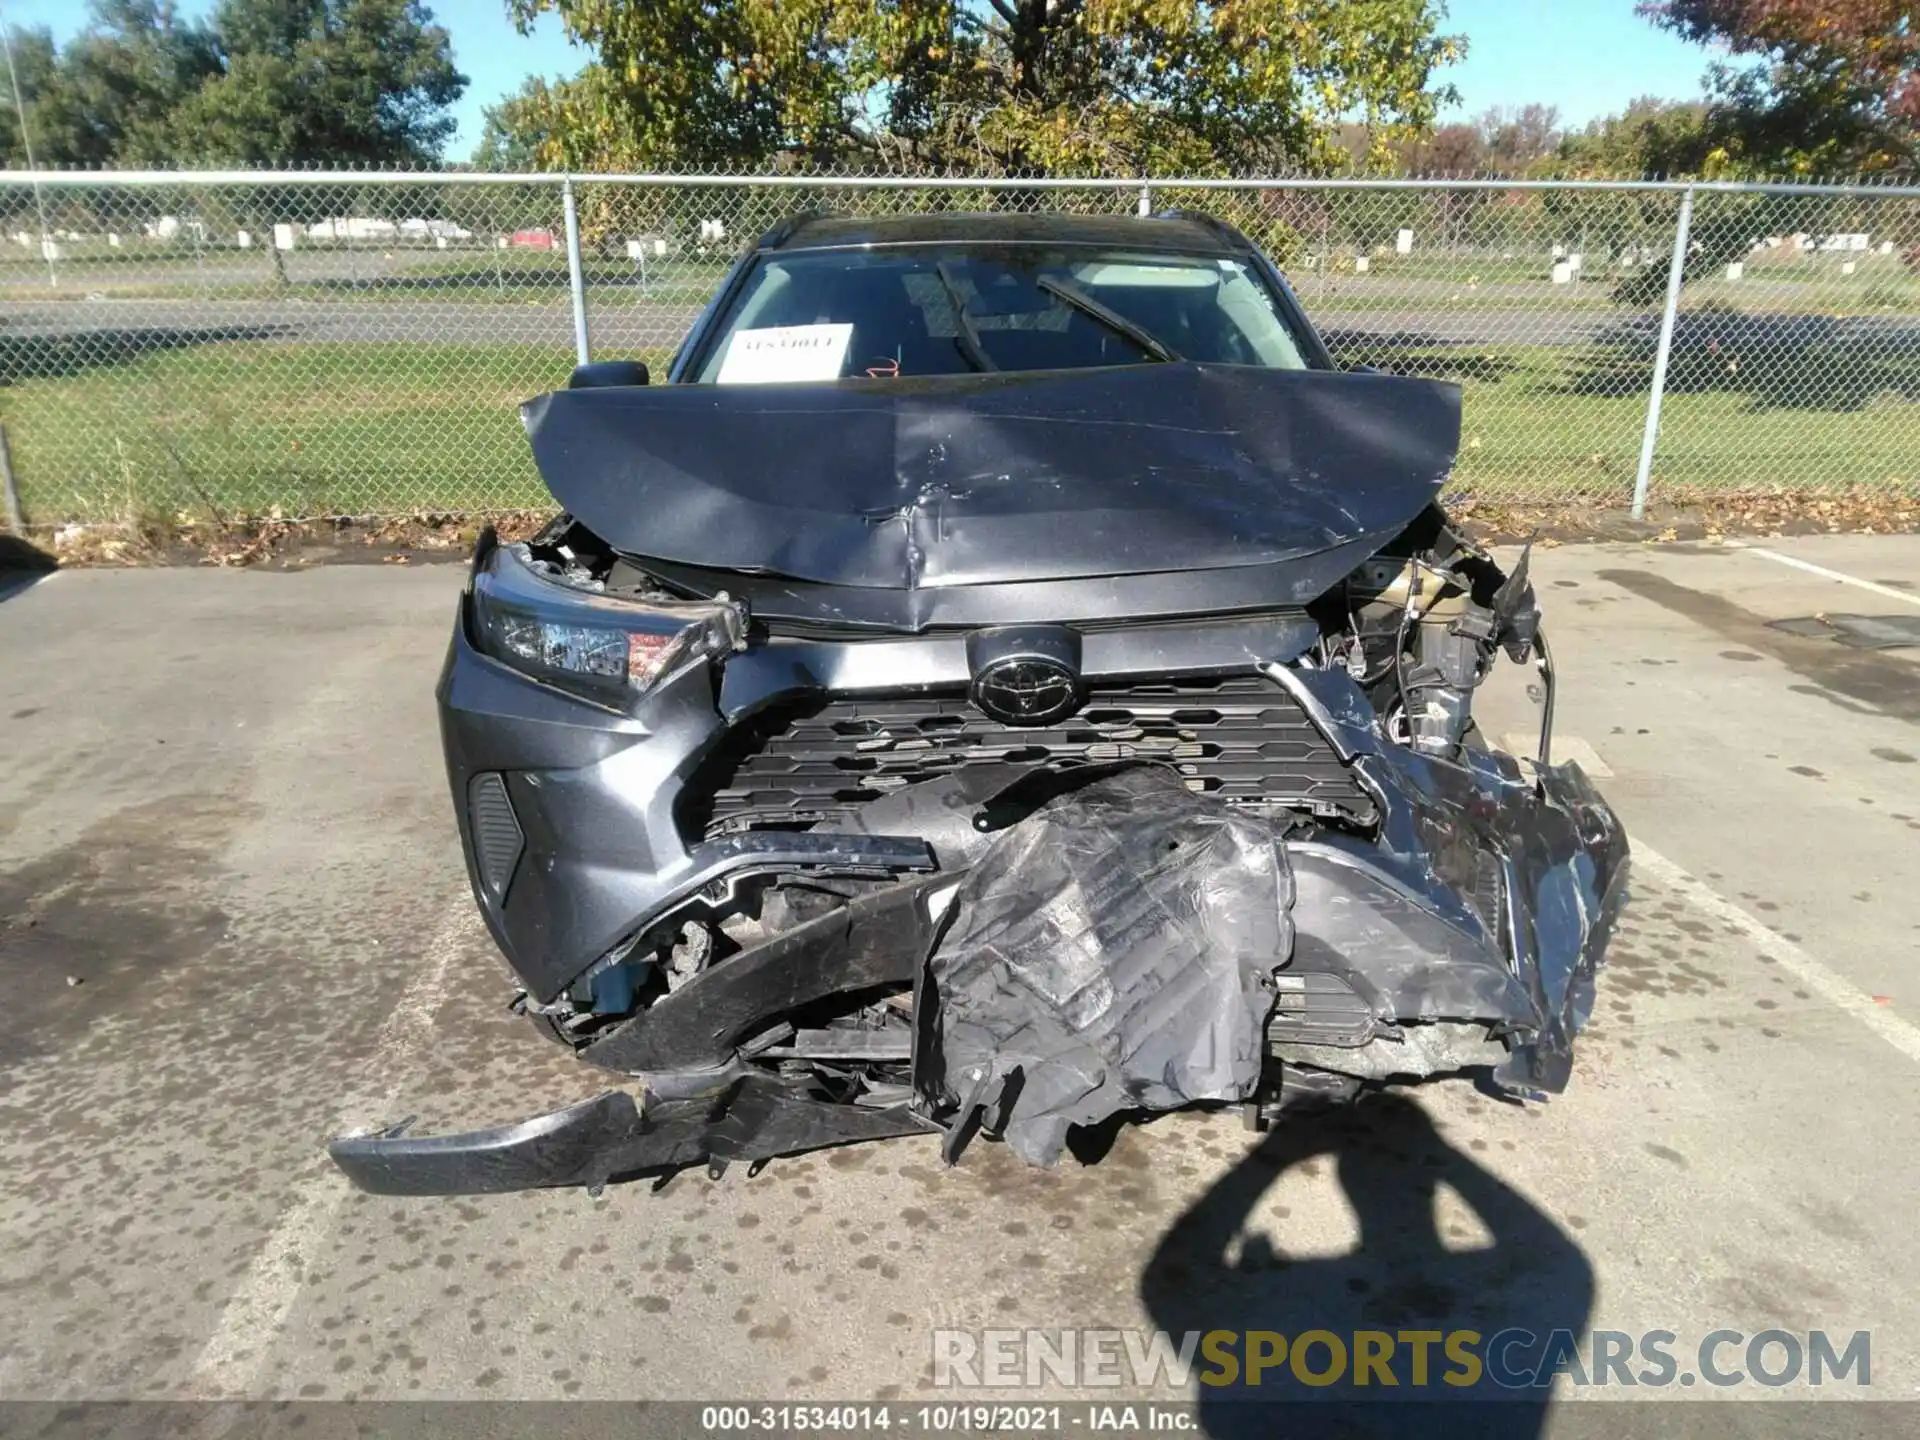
[1215,266,1307,369]
[724,266,796,331]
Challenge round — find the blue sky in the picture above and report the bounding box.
[4,0,1720,159]
[1440,0,1717,127]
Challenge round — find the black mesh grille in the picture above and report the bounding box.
[686,674,1369,838]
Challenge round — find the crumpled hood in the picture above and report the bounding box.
[522,363,1462,590]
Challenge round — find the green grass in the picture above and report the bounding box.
[1407,342,1920,498]
[1,341,662,522]
[1,336,1914,525]
[6,234,1912,318]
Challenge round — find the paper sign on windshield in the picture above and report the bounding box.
[715,323,853,384]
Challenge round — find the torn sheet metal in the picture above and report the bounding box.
[333,679,1624,1195]
[917,767,1294,1167]
[326,741,1626,1196]
[524,364,1461,596]
[1282,664,1630,1093]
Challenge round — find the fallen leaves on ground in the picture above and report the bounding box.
[25,486,1920,569]
[37,510,556,569]
[1450,486,1919,547]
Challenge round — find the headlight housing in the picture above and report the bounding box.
[471,538,746,697]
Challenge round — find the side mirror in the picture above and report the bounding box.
[1345,362,1386,376]
[568,359,650,389]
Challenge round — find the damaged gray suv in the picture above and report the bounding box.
[330,211,1628,1195]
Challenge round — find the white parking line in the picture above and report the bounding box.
[1633,843,1920,1066]
[1731,544,1920,609]
[189,899,480,1398]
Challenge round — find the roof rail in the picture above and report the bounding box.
[1149,207,1252,248]
[754,208,838,250]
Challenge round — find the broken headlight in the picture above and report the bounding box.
[472,540,745,697]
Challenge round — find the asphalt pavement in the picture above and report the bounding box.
[2,536,1919,1429]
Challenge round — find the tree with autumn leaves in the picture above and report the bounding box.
[10,1,1909,183]
[1639,1,1916,176]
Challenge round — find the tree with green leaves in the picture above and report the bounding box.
[131,0,466,167]
[473,77,555,171]
[1551,96,1712,178]
[1,0,465,170]
[502,0,1463,176]
[0,26,70,169]
[0,3,219,169]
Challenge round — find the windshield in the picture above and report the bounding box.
[692,244,1313,383]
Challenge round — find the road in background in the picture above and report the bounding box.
[0,295,1626,349]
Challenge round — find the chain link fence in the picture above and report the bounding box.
[1,169,1916,530]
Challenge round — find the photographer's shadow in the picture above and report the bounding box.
[1140,1091,1592,1439]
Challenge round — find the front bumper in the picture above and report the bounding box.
[441,565,1351,1005]
[331,1079,940,1197]
[340,645,1625,1193]
[376,547,1631,1196]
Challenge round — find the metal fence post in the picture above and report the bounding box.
[1632,185,1695,519]
[0,423,24,533]
[1137,181,1152,216]
[562,176,592,366]
[2,23,56,288]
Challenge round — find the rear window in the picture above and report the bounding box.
[692,244,1312,383]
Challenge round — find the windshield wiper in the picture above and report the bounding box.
[934,261,999,373]
[1035,275,1182,362]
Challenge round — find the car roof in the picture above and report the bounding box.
[764,210,1251,256]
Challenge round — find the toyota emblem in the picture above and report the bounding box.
[970,656,1083,727]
